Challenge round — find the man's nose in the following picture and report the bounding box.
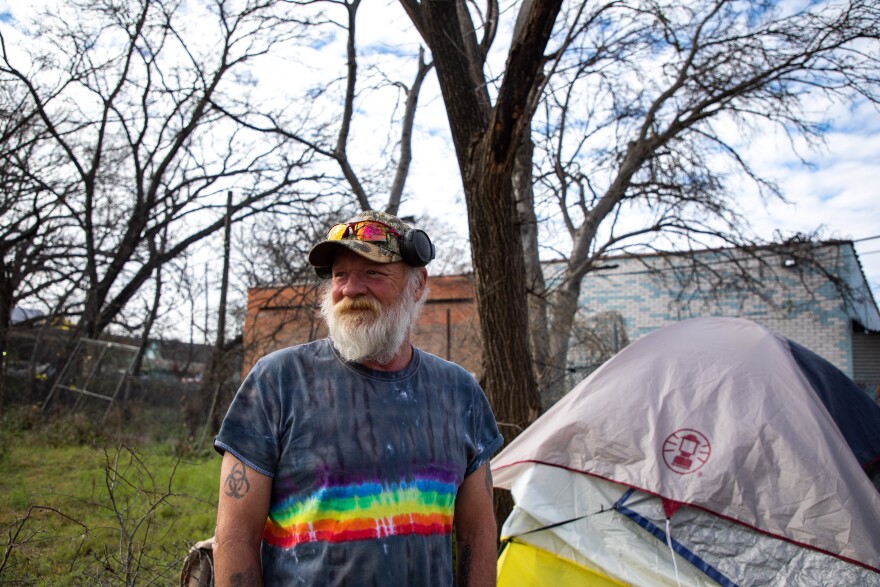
[340,271,369,297]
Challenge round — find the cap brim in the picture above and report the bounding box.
[308,240,403,269]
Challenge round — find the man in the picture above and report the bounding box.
[213,210,503,586]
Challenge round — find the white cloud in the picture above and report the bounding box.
[733,103,880,298]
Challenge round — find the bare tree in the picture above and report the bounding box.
[363,1,880,487]
[523,0,880,400]
[0,83,78,407]
[217,0,434,215]
[0,0,327,350]
[327,0,434,214]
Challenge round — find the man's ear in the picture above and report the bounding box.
[416,267,428,299]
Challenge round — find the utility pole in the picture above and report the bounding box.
[215,191,233,353]
[196,191,234,442]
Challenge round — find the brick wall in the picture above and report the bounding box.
[412,275,483,379]
[241,275,483,380]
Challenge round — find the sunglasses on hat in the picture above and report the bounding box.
[327,220,401,243]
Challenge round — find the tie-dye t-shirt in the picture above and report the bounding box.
[214,338,503,586]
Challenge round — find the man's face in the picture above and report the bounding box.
[321,248,426,364]
[329,248,411,316]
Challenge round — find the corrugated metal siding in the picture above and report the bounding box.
[852,333,880,402]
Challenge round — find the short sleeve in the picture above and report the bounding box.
[464,378,504,478]
[214,356,284,478]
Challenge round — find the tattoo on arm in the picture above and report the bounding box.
[230,567,259,587]
[457,543,472,586]
[484,464,493,497]
[225,461,251,499]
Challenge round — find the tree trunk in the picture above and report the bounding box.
[466,138,543,437]
[513,134,553,397]
[544,284,580,402]
[466,136,541,529]
[191,192,234,441]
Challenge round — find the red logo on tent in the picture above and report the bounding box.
[662,429,711,474]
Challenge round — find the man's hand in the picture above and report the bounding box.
[454,462,497,586]
[214,452,272,587]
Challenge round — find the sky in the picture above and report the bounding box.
[2,0,878,316]
[743,101,880,304]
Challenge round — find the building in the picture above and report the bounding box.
[241,275,483,380]
[567,240,880,396]
[241,240,880,401]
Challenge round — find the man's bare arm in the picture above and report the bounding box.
[214,452,272,587]
[454,462,497,587]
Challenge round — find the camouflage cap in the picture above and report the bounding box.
[308,210,410,275]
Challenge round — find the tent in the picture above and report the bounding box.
[492,317,880,586]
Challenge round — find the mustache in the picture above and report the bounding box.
[334,296,382,315]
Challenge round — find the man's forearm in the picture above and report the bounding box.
[456,529,497,587]
[214,539,263,587]
[215,454,272,586]
[455,463,498,586]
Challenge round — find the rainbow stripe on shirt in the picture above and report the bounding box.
[263,474,457,548]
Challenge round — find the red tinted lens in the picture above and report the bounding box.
[351,221,400,241]
[352,222,391,241]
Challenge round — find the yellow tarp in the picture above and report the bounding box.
[497,540,627,586]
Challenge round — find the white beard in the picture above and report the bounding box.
[321,284,422,365]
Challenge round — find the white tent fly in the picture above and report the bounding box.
[492,317,880,586]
